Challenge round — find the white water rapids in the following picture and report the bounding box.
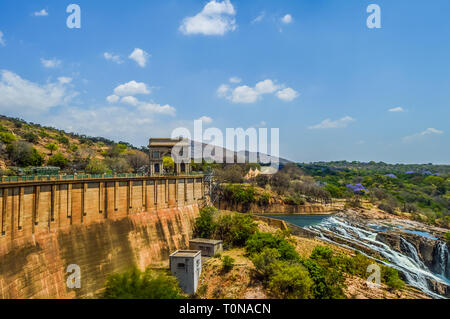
[307,216,450,299]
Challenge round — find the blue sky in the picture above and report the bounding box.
[0,0,448,164]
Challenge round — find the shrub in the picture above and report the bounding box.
[251,248,281,279]
[267,262,313,299]
[445,232,450,245]
[6,141,44,167]
[221,256,235,273]
[85,158,108,174]
[0,131,17,144]
[47,153,69,169]
[215,213,258,247]
[382,266,405,290]
[246,233,299,261]
[301,258,345,299]
[23,132,39,143]
[103,268,184,299]
[193,206,217,238]
[258,193,271,206]
[56,135,70,146]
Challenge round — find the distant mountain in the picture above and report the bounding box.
[189,139,292,166]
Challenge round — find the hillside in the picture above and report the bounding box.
[0,115,148,175]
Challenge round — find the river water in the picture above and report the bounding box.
[266,214,450,299]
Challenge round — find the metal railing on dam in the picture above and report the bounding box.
[0,172,204,184]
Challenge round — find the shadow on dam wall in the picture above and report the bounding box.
[0,204,199,299]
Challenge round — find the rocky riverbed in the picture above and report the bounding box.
[306,208,450,299]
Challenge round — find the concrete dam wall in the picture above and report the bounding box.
[0,175,204,298]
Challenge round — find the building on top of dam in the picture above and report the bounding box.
[148,137,191,176]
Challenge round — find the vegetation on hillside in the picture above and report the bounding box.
[0,115,149,175]
[103,268,184,299]
[193,207,405,299]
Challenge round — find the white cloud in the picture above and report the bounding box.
[0,31,5,46]
[121,96,139,106]
[103,52,123,64]
[129,48,150,68]
[197,116,213,124]
[106,94,120,103]
[308,116,356,129]
[403,128,444,143]
[276,88,299,101]
[41,58,61,68]
[388,106,405,112]
[179,0,237,36]
[107,81,175,116]
[252,12,265,24]
[255,79,280,94]
[217,84,230,98]
[58,77,72,84]
[229,77,241,84]
[138,102,176,116]
[218,79,299,103]
[231,85,259,103]
[281,14,293,24]
[33,9,48,16]
[113,80,150,96]
[0,70,76,115]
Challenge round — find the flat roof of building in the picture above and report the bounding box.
[190,238,223,245]
[170,250,201,258]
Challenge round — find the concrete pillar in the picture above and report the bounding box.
[51,184,56,223]
[165,179,168,203]
[99,182,104,214]
[18,187,24,231]
[67,184,72,220]
[1,189,7,235]
[143,180,147,209]
[114,181,118,211]
[34,186,40,226]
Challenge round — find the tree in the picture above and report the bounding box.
[193,207,217,238]
[268,262,313,299]
[105,157,131,173]
[103,268,184,299]
[85,158,108,174]
[163,156,175,173]
[47,153,69,168]
[6,141,44,167]
[45,143,58,155]
[126,152,148,172]
[23,132,39,143]
[0,131,17,144]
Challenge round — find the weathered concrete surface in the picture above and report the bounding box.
[0,204,199,299]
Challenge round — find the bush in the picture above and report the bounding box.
[246,233,299,261]
[221,256,235,273]
[267,262,313,299]
[258,193,271,206]
[103,268,184,299]
[6,141,44,167]
[251,248,281,279]
[47,153,69,169]
[23,132,39,143]
[0,131,17,144]
[382,266,405,290]
[85,158,108,174]
[445,232,450,245]
[215,213,258,247]
[301,258,345,299]
[193,206,217,238]
[56,135,70,146]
